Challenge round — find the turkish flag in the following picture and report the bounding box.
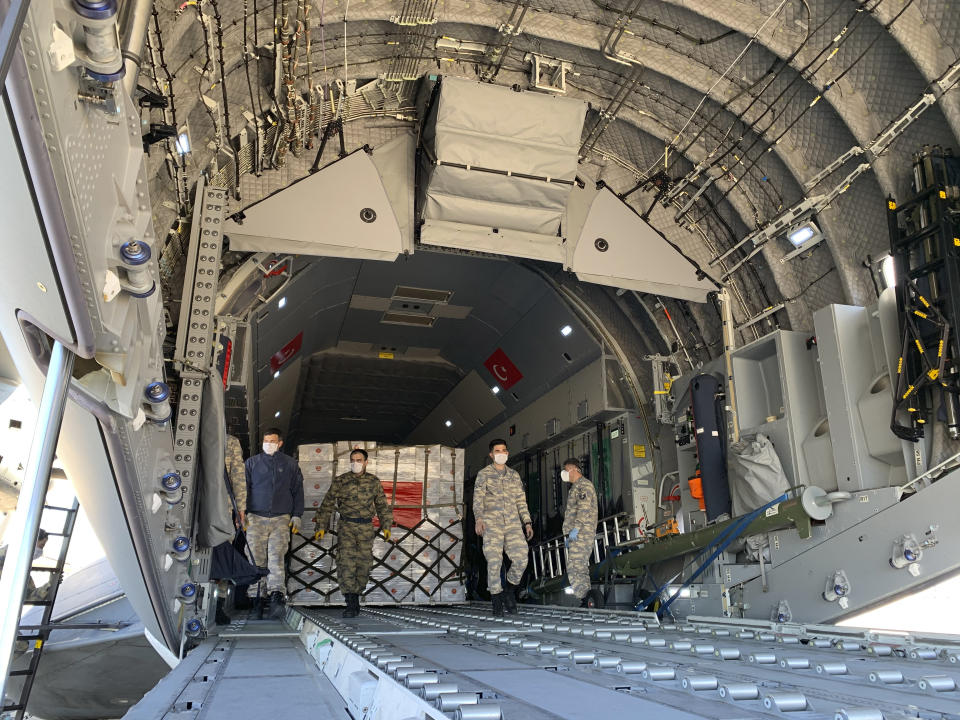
[484,348,523,390]
[270,331,303,372]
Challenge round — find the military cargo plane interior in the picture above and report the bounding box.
[2,0,960,718]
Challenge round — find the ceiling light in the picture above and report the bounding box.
[444,419,453,427]
[273,371,280,379]
[560,325,573,337]
[491,386,500,395]
[881,255,897,288]
[175,131,190,155]
[274,411,281,418]
[787,223,817,248]
[781,219,825,263]
[278,296,287,309]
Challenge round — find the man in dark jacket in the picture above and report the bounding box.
[244,427,304,613]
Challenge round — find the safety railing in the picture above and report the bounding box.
[529,512,642,582]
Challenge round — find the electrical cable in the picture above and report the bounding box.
[645,0,792,175]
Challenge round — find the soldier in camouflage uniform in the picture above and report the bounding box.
[225,434,246,527]
[561,457,598,607]
[314,448,393,618]
[244,428,304,615]
[473,439,533,616]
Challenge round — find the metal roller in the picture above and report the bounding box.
[812,638,834,648]
[867,644,893,656]
[377,656,403,669]
[868,670,903,684]
[395,666,426,681]
[816,662,848,675]
[910,648,939,660]
[507,637,524,647]
[612,632,630,642]
[642,666,676,681]
[437,692,480,711]
[647,638,667,647]
[521,640,539,650]
[758,633,777,642]
[404,672,438,689]
[629,634,647,644]
[918,675,957,692]
[456,705,503,720]
[553,647,574,658]
[421,683,459,700]
[617,661,647,674]
[780,657,810,669]
[539,645,556,654]
[593,655,621,668]
[681,675,718,691]
[715,647,740,660]
[671,641,692,651]
[763,692,808,711]
[572,651,596,664]
[836,640,862,651]
[719,683,759,701]
[748,652,777,664]
[834,708,885,720]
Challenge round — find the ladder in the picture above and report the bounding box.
[2,498,80,720]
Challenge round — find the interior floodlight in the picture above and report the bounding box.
[788,222,818,248]
[278,296,287,309]
[491,385,501,395]
[175,131,190,155]
[444,419,453,427]
[781,219,825,263]
[274,411,281,418]
[560,325,573,337]
[273,371,280,379]
[881,255,897,288]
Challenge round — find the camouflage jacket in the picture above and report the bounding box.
[225,434,246,511]
[473,464,531,528]
[562,478,598,538]
[314,471,393,529]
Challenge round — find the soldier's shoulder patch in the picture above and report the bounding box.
[578,492,587,500]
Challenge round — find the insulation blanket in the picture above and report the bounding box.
[728,433,791,517]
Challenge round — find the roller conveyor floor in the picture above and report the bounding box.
[124,604,960,720]
[297,603,960,720]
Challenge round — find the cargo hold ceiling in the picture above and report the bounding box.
[148,0,960,399]
[248,251,605,444]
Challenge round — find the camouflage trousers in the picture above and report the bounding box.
[567,538,592,599]
[247,514,290,596]
[482,520,528,595]
[336,520,377,595]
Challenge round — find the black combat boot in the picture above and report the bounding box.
[491,592,505,617]
[215,597,231,626]
[342,593,359,618]
[579,595,591,609]
[269,591,285,619]
[502,582,518,614]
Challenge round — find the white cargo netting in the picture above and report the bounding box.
[287,441,467,605]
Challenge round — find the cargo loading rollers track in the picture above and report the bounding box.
[125,604,960,720]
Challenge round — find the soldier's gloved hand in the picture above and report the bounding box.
[568,527,579,542]
[289,517,302,534]
[524,522,534,541]
[563,535,570,549]
[383,528,392,542]
[314,529,325,542]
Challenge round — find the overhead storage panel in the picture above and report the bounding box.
[565,185,718,303]
[419,76,586,239]
[224,140,414,261]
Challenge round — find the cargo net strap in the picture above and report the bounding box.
[892,279,955,442]
[286,513,464,603]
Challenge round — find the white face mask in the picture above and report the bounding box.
[262,442,279,455]
[560,469,571,483]
[493,453,508,465]
[350,461,364,474]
